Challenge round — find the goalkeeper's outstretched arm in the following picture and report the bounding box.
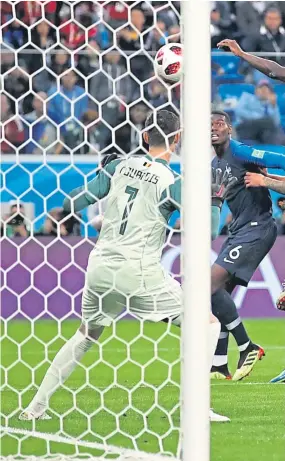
[63,159,121,213]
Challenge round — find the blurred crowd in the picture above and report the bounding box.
[1,1,285,156]
[1,1,285,239]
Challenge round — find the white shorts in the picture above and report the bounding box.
[81,252,182,327]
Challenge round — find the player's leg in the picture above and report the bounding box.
[211,277,246,379]
[132,271,230,422]
[270,291,285,383]
[211,264,255,375]
[213,222,277,380]
[19,285,123,420]
[20,325,104,420]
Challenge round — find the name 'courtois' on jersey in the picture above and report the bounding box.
[63,155,180,263]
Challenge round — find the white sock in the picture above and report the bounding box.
[28,330,93,413]
[209,322,221,371]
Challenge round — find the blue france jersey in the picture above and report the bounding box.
[212,145,273,233]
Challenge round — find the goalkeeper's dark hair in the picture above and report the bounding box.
[212,110,231,126]
[145,110,180,147]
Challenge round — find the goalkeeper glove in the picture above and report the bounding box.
[211,167,238,208]
[98,153,119,174]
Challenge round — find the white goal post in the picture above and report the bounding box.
[182,1,211,460]
[1,1,211,460]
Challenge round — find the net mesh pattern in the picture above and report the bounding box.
[1,2,182,460]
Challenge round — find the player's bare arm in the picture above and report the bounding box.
[245,172,285,194]
[217,39,285,83]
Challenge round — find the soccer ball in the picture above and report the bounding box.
[154,43,183,84]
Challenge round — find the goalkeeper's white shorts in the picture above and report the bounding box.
[81,253,182,327]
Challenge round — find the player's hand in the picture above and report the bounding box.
[98,153,119,175]
[217,39,243,57]
[276,290,285,311]
[259,167,268,176]
[244,172,265,188]
[211,167,238,207]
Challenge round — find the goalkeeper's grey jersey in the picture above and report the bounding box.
[63,155,181,263]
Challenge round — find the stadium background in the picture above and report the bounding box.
[1,2,285,461]
[1,0,284,318]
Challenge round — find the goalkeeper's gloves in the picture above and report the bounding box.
[276,290,285,311]
[98,153,118,175]
[211,167,238,208]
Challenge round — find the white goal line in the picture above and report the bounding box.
[1,427,178,461]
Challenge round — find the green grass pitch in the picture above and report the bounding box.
[1,318,285,460]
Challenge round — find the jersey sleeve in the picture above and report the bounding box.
[211,205,220,241]
[63,159,121,213]
[159,177,181,221]
[230,139,285,170]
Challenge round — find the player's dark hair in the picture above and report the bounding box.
[145,110,180,147]
[212,110,231,126]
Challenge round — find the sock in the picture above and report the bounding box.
[209,321,221,370]
[28,330,93,412]
[212,289,250,351]
[212,324,229,367]
[225,318,250,352]
[230,139,285,170]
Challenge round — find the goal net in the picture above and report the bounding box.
[0,2,189,460]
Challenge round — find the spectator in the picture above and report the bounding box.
[33,48,71,93]
[47,70,88,130]
[15,1,57,26]
[22,20,56,79]
[3,20,28,49]
[118,8,152,81]
[210,2,234,49]
[243,7,285,67]
[147,78,169,109]
[113,102,149,156]
[3,65,30,112]
[76,40,100,77]
[24,92,57,154]
[211,8,225,49]
[276,197,285,235]
[1,93,25,154]
[59,11,97,50]
[1,203,29,238]
[153,2,179,29]
[89,48,137,122]
[235,1,269,40]
[32,20,55,50]
[58,109,111,155]
[50,49,71,76]
[168,25,181,43]
[35,208,81,237]
[103,1,128,30]
[211,2,232,32]
[145,21,168,54]
[235,80,285,145]
[1,43,16,75]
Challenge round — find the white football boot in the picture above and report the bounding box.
[210,409,230,422]
[19,408,51,420]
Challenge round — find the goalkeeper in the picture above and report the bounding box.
[20,109,232,423]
